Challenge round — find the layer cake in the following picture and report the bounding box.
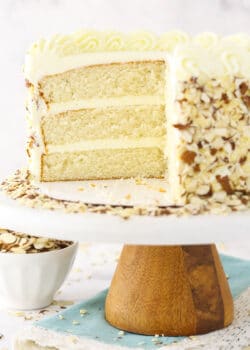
[25,31,250,204]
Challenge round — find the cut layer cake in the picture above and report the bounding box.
[25,31,250,205]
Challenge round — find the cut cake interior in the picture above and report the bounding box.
[26,54,168,182]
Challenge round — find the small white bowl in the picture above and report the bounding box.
[0,241,78,310]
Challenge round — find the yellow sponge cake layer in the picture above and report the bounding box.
[42,105,166,145]
[39,61,165,104]
[42,148,165,181]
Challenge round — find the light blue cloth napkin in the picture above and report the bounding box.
[36,255,250,349]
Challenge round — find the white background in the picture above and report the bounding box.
[1,0,250,178]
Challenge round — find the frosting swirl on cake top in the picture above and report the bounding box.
[25,31,250,83]
[28,30,192,56]
[28,30,250,56]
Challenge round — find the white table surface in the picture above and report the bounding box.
[0,242,248,350]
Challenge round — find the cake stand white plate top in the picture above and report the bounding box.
[0,178,249,244]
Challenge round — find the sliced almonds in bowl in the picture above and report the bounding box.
[0,228,73,254]
[0,228,78,309]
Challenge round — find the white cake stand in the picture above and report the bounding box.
[0,176,249,336]
[0,178,249,244]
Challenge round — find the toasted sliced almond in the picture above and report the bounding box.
[10,247,26,254]
[19,238,28,246]
[0,229,73,254]
[33,242,46,250]
[0,233,17,244]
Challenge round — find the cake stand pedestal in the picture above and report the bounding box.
[0,178,248,336]
[105,244,233,336]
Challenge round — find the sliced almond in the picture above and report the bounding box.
[10,247,26,254]
[0,230,72,254]
[33,241,46,250]
[196,185,211,196]
[0,233,17,244]
[45,241,55,249]
[19,238,28,246]
[181,150,197,165]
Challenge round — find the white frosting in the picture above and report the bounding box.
[26,89,46,152]
[25,51,168,84]
[28,145,42,181]
[165,54,182,203]
[27,30,190,56]
[49,96,164,114]
[175,42,250,80]
[25,32,250,84]
[47,137,165,153]
[193,32,220,48]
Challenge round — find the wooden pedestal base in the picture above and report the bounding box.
[105,245,234,336]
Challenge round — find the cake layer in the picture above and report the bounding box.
[42,148,166,181]
[42,105,166,145]
[39,61,166,104]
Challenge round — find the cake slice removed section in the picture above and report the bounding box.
[25,50,168,181]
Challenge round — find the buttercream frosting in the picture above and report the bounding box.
[27,30,190,56]
[46,137,165,153]
[49,96,165,114]
[25,51,168,84]
[175,43,250,81]
[25,31,250,84]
